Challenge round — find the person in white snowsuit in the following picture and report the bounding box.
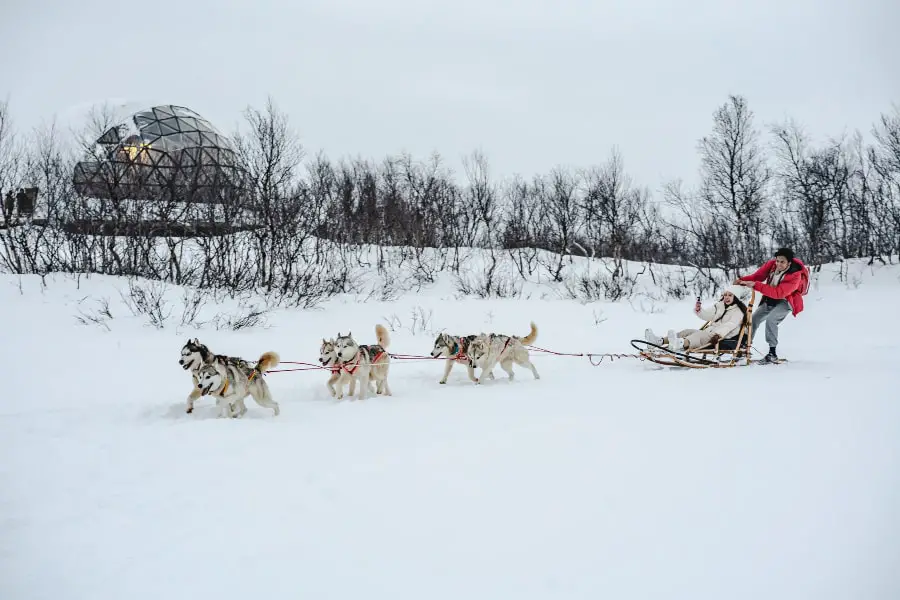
[645,286,749,352]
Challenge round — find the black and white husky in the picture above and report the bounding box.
[466,322,541,384]
[195,351,281,418]
[330,324,392,400]
[179,339,280,416]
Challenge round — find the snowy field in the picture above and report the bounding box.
[2,259,899,599]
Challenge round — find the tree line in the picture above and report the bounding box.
[0,94,897,306]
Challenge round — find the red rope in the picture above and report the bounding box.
[262,345,645,375]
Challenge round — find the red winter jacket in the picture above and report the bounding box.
[738,258,809,316]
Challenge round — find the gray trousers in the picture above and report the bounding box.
[751,299,791,348]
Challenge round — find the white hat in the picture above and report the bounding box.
[723,285,749,301]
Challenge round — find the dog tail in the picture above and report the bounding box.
[256,351,280,373]
[375,323,390,350]
[520,321,538,346]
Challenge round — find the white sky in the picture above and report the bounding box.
[1,0,897,191]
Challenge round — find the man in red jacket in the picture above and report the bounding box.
[734,247,809,363]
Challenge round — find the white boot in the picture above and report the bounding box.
[667,329,682,352]
[644,328,663,345]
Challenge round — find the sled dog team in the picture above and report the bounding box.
[178,248,811,418]
[178,322,541,418]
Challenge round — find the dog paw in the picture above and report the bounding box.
[186,407,193,414]
[439,380,446,384]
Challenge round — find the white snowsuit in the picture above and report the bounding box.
[675,300,745,350]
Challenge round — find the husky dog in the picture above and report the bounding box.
[178,338,244,414]
[319,337,375,399]
[195,351,281,418]
[430,332,486,384]
[332,324,392,400]
[467,322,540,384]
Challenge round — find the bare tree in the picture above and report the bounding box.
[0,98,26,230]
[536,167,582,282]
[869,105,900,256]
[234,96,304,291]
[579,147,651,260]
[501,175,541,279]
[697,94,771,266]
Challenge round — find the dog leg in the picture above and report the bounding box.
[514,356,540,379]
[439,359,454,384]
[250,383,280,416]
[230,401,242,418]
[475,358,496,384]
[467,362,481,383]
[381,364,392,396]
[336,376,351,400]
[357,369,370,400]
[381,376,392,396]
[216,397,232,418]
[185,386,202,414]
[326,372,339,397]
[500,359,515,381]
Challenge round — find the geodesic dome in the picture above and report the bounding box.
[73,105,243,201]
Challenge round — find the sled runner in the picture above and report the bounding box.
[630,290,778,369]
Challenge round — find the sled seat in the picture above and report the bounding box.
[679,290,757,366]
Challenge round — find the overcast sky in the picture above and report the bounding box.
[1,0,897,191]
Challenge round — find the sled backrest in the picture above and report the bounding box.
[695,290,756,365]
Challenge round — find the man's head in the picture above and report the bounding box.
[774,247,794,271]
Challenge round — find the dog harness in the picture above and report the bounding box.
[339,349,385,375]
[452,338,468,362]
[341,354,361,375]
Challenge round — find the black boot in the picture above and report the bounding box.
[761,346,778,363]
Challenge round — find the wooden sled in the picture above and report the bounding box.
[631,290,761,369]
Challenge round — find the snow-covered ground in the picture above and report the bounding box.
[2,258,899,599]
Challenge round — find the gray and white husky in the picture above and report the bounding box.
[430,332,486,384]
[179,339,279,416]
[466,322,540,384]
[319,337,376,399]
[195,351,281,418]
[330,324,392,400]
